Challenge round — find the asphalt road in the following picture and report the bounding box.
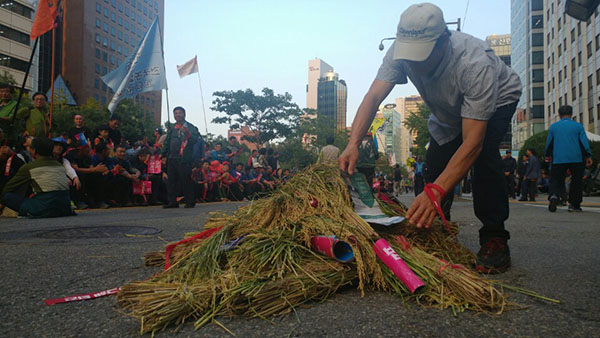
[0,196,598,337]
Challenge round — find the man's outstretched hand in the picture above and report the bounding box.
[338,145,359,175]
[405,189,442,228]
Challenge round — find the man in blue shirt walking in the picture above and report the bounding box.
[546,105,593,212]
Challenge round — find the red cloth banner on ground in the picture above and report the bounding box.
[44,287,120,305]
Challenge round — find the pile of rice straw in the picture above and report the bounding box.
[118,164,513,334]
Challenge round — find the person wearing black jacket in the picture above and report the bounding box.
[162,106,199,208]
[521,148,540,202]
[502,150,516,198]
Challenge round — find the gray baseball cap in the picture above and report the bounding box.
[393,3,447,62]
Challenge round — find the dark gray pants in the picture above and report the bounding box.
[424,103,517,245]
[166,158,194,206]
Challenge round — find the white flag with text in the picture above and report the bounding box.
[177,56,199,78]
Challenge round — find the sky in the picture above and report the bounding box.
[160,0,511,136]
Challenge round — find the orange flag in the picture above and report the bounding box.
[30,0,60,40]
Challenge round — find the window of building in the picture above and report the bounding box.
[118,16,123,26]
[97,2,102,13]
[125,21,129,30]
[125,7,129,16]
[104,7,109,17]
[587,42,593,58]
[579,82,583,96]
[597,69,600,85]
[125,47,129,56]
[559,96,563,107]
[577,22,581,36]
[143,19,147,28]
[95,63,100,73]
[578,51,582,66]
[571,57,576,70]
[532,69,544,82]
[564,38,567,51]
[588,75,593,90]
[102,66,107,75]
[117,30,122,40]
[154,1,158,10]
[103,37,108,47]
[112,12,116,22]
[103,22,108,32]
[124,35,129,44]
[102,83,107,91]
[94,78,99,89]
[96,18,101,28]
[149,11,153,19]
[132,12,135,20]
[591,107,595,122]
[118,2,123,12]
[547,56,551,69]
[95,48,100,58]
[558,18,561,31]
[111,0,116,6]
[137,15,142,24]
[117,58,121,66]
[0,24,31,46]
[95,33,101,43]
[558,70,562,83]
[558,44,562,57]
[571,28,575,42]
[110,40,115,50]
[137,2,142,10]
[103,52,108,61]
[101,96,107,104]
[596,35,600,51]
[143,6,147,16]
[564,66,567,80]
[573,86,577,99]
[117,44,122,54]
[552,77,555,89]
[111,26,116,36]
[531,105,544,118]
[548,80,551,92]
[532,33,544,46]
[110,55,115,64]
[532,0,543,10]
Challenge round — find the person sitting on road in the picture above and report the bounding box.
[1,137,74,218]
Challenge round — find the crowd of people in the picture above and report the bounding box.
[0,102,297,217]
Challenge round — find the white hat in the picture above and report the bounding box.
[393,3,447,62]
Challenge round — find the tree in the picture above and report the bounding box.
[0,71,16,86]
[211,88,302,147]
[404,103,431,157]
[293,110,349,150]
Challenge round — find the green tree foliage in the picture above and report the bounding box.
[49,98,156,142]
[294,110,349,150]
[0,71,16,86]
[275,137,317,169]
[403,103,431,157]
[211,88,302,147]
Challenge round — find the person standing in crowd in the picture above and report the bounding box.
[1,137,73,218]
[318,136,340,165]
[338,3,522,273]
[17,92,50,137]
[502,150,517,199]
[393,164,403,196]
[162,106,199,208]
[0,84,17,138]
[546,105,593,212]
[520,148,540,202]
[412,156,425,196]
[68,114,92,145]
[226,136,242,164]
[154,127,167,150]
[107,114,122,146]
[356,133,378,189]
[248,149,259,168]
[211,143,227,163]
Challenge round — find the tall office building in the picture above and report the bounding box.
[38,0,165,124]
[374,103,402,166]
[511,0,545,151]
[0,0,36,91]
[317,70,347,130]
[306,58,332,110]
[395,95,423,165]
[544,0,600,133]
[486,34,512,67]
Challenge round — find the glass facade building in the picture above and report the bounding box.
[0,0,36,90]
[317,71,347,130]
[511,0,546,151]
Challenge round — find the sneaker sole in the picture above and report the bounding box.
[474,263,510,274]
[549,199,557,212]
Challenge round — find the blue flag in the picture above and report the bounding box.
[102,18,167,112]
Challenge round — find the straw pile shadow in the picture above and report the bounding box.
[118,164,513,334]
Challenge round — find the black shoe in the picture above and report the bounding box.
[475,238,511,274]
[184,204,195,208]
[76,201,89,210]
[548,196,558,212]
[97,202,110,209]
[568,205,582,212]
[162,203,179,209]
[518,198,527,202]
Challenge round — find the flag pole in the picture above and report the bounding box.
[49,27,56,137]
[10,37,39,127]
[155,16,169,124]
[196,66,209,135]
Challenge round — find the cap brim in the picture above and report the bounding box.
[393,40,436,62]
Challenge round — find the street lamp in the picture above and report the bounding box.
[378,18,462,51]
[565,0,600,21]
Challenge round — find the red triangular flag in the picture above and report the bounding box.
[31,0,60,40]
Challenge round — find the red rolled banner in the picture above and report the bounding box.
[373,238,425,294]
[310,236,354,263]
